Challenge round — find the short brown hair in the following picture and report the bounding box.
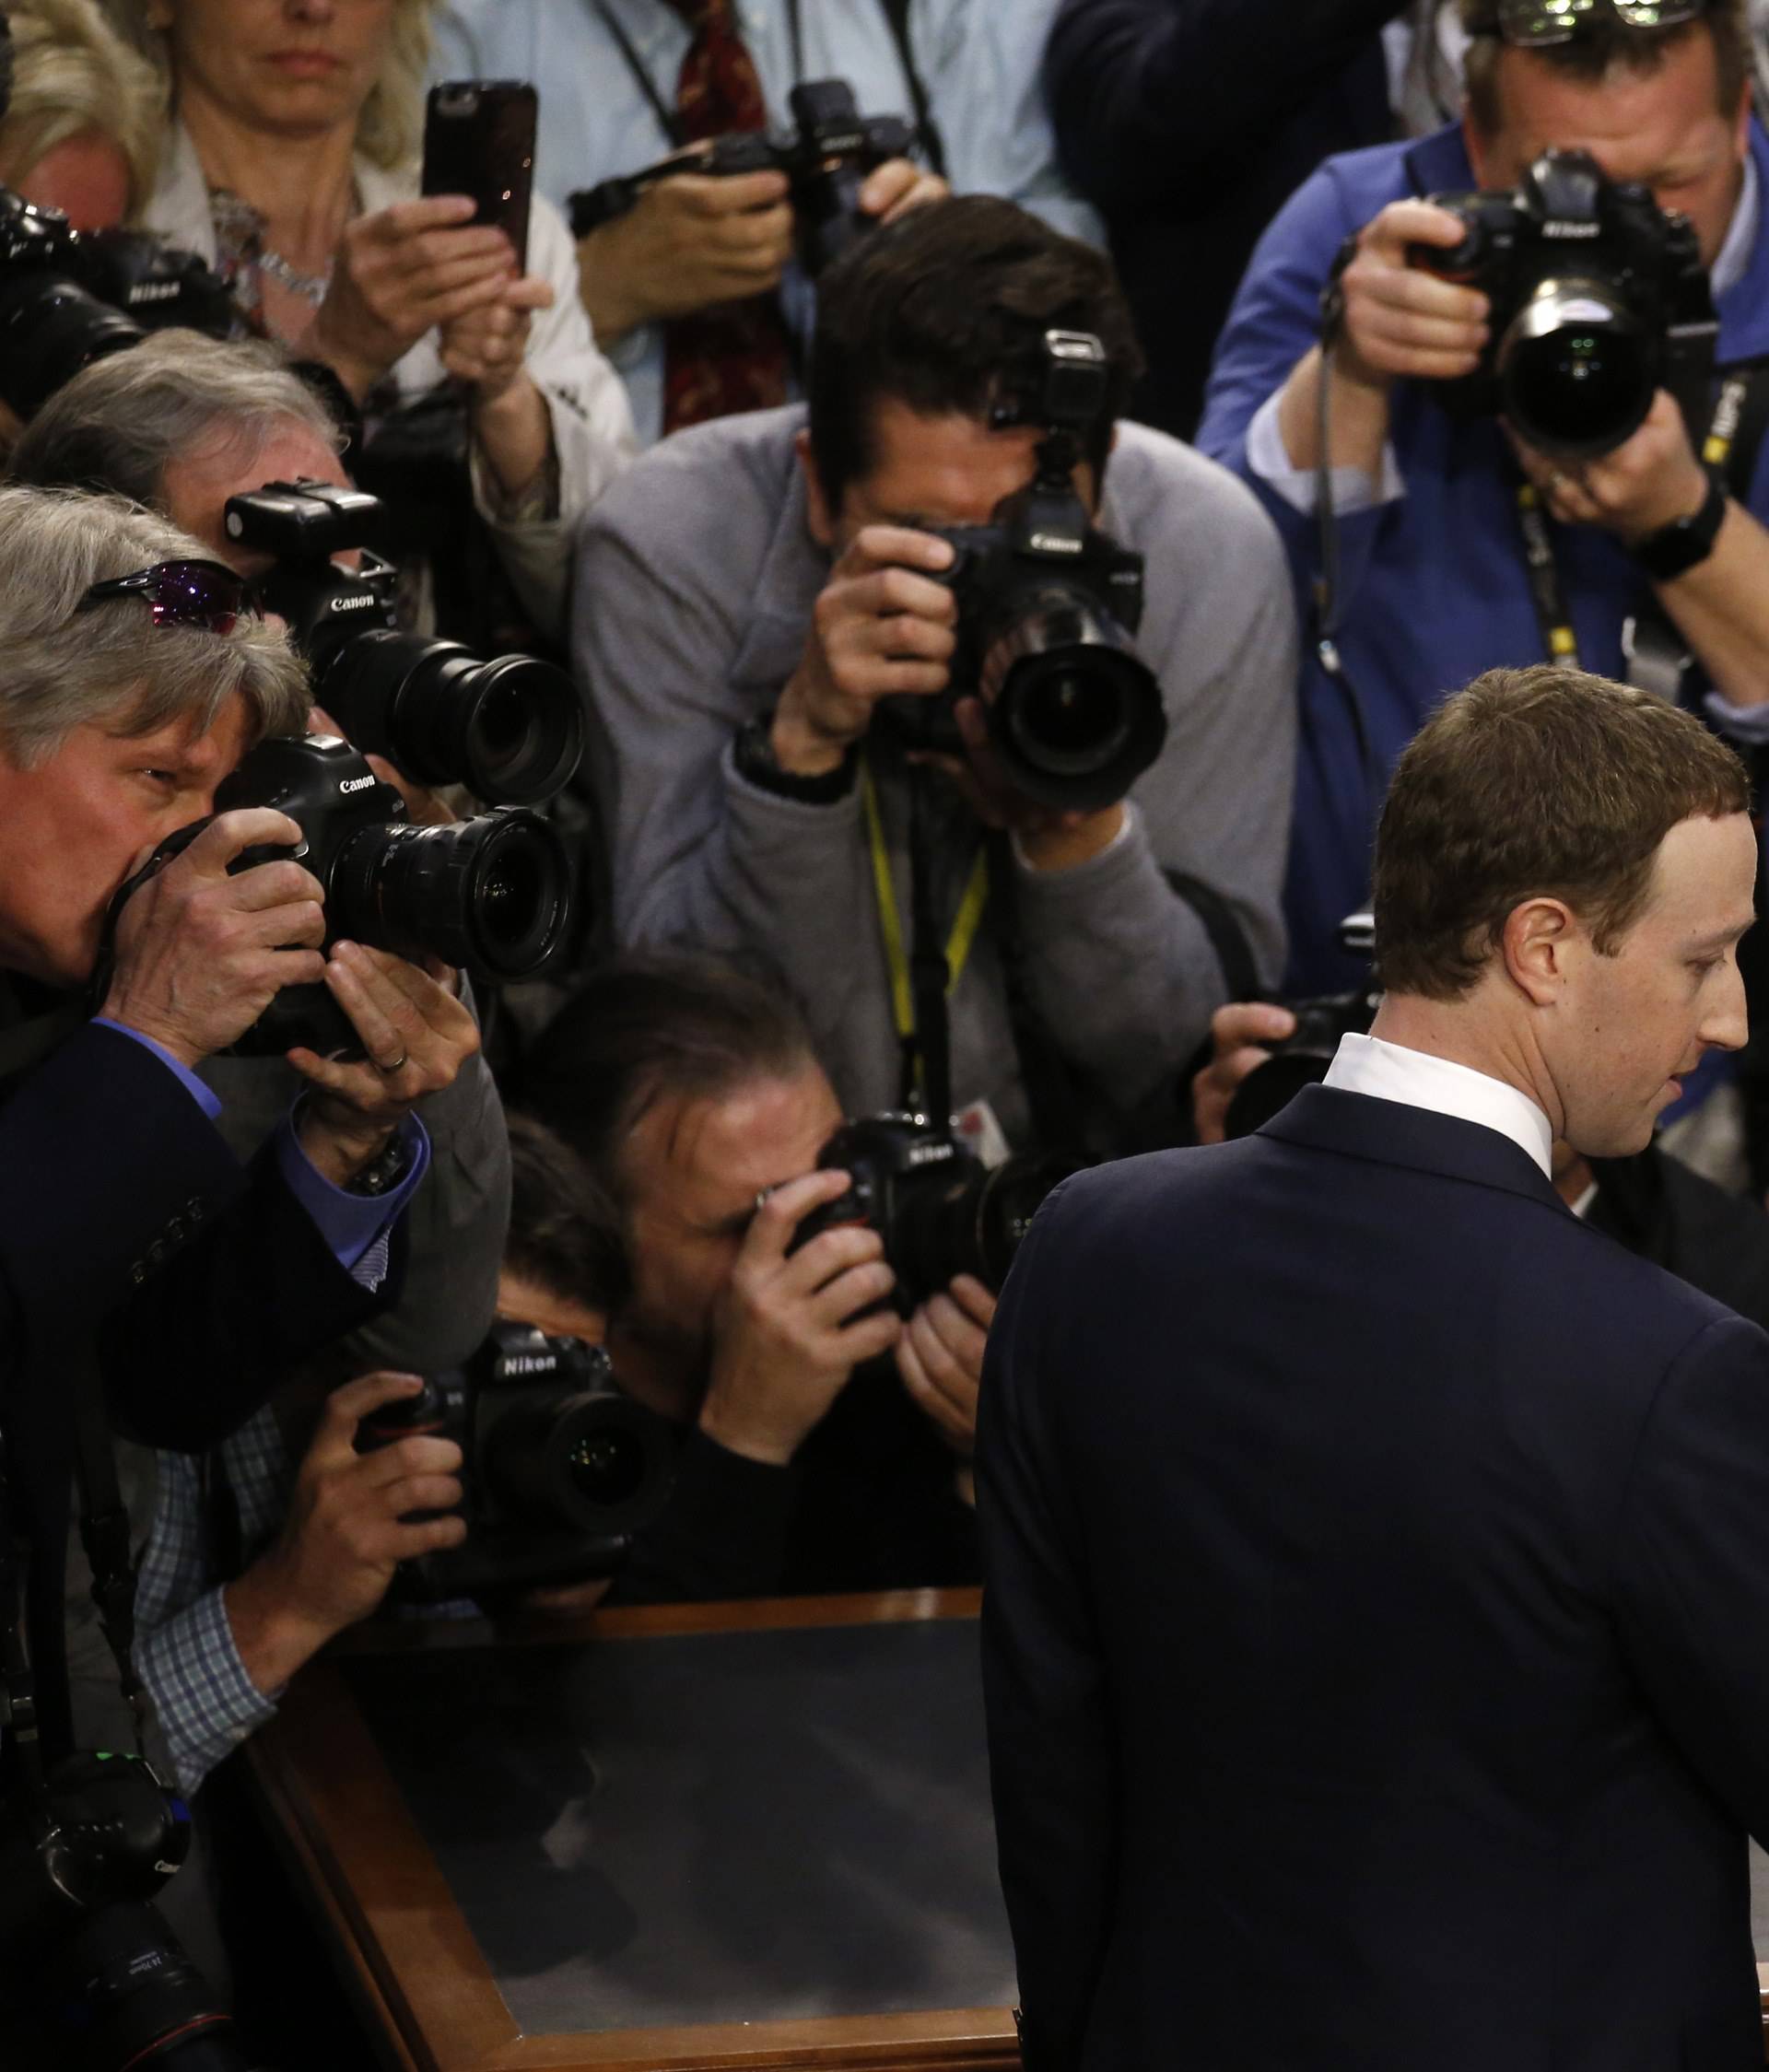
[1459,0,1751,133]
[1373,664,1751,1001]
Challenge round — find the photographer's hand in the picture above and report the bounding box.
[223,1372,466,1694]
[858,158,949,223]
[1275,199,1485,477]
[700,1169,902,1466]
[770,525,957,776]
[577,168,794,346]
[897,1273,995,1455]
[914,697,1126,869]
[287,943,480,1187]
[299,196,519,401]
[1191,1001,1297,1145]
[440,275,557,504]
[100,809,327,1070]
[1509,392,1711,544]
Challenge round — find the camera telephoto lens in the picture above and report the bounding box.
[328,808,572,980]
[979,591,1167,814]
[0,274,143,421]
[894,1149,1077,1306]
[52,1901,262,2071]
[567,1427,648,1510]
[486,1391,671,1537]
[1498,283,1656,459]
[317,631,584,806]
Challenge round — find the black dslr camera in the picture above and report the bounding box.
[884,330,1167,814]
[1407,147,1718,460]
[356,1323,674,1602]
[225,480,584,806]
[568,77,916,279]
[1224,915,1379,1140]
[0,1750,261,2068]
[0,192,237,423]
[111,733,573,1057]
[791,1115,1075,1311]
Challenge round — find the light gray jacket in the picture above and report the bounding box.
[575,407,1297,1150]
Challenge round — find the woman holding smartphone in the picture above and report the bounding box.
[114,0,636,641]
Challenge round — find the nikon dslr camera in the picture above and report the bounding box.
[568,77,916,279]
[1407,147,1718,460]
[225,479,584,807]
[791,1115,1075,1311]
[357,1322,674,1601]
[0,189,237,422]
[884,330,1168,814]
[111,732,573,1057]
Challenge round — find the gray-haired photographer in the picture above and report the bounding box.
[0,481,494,2066]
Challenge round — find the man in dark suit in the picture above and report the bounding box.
[979,661,1769,2070]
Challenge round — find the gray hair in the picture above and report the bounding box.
[0,0,161,215]
[7,330,340,509]
[0,483,309,766]
[106,0,440,176]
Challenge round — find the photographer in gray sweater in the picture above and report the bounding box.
[575,197,1296,1156]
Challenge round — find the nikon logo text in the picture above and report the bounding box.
[339,774,377,794]
[1542,222,1600,239]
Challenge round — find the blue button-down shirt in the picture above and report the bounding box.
[431,0,1102,445]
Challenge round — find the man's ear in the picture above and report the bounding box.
[1500,895,1578,1006]
[795,428,838,550]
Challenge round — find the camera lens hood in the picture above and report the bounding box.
[1497,276,1656,460]
[333,806,573,981]
[981,594,1167,814]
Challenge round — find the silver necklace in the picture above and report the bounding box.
[256,244,334,309]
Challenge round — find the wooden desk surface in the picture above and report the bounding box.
[249,1588,1021,2072]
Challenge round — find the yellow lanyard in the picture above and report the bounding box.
[861,760,989,1073]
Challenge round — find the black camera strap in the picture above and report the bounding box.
[587,0,943,171]
[0,1422,50,1819]
[1510,362,1769,694]
[70,1345,150,1761]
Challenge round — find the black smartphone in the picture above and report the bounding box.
[422,79,537,273]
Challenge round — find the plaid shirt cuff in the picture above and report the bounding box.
[136,1585,281,1796]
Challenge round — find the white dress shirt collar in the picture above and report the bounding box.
[1322,1032,1554,1181]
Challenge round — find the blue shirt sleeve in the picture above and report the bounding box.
[91,1017,223,1122]
[274,1108,430,1281]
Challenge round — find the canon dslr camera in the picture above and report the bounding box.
[0,1750,261,2069]
[357,1322,674,1601]
[225,480,583,807]
[791,1115,1074,1311]
[884,330,1167,814]
[1407,147,1717,460]
[568,77,916,279]
[111,732,573,1057]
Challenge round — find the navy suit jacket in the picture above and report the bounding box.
[979,1086,1769,2071]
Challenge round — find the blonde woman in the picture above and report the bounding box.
[115,0,635,640]
[0,0,158,225]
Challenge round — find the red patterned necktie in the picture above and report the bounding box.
[661,0,793,434]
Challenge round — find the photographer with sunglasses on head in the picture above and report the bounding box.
[0,483,477,1790]
[1200,1,1769,1048]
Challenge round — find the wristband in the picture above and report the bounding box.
[1633,469,1728,583]
[733,711,857,804]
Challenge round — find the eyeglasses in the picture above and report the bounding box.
[1482,0,1708,45]
[77,559,256,636]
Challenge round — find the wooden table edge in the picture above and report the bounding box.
[252,1588,1016,2071]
